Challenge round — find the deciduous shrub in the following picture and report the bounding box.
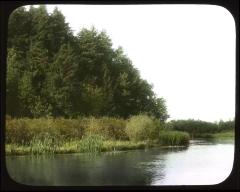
[126,115,159,141]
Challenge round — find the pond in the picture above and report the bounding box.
[6,139,234,186]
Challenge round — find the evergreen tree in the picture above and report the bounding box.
[6,48,22,116]
[48,44,78,117]
[6,6,169,121]
[18,41,50,117]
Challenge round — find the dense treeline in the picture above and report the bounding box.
[7,5,168,120]
[167,119,235,137]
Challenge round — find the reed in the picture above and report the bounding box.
[5,116,197,155]
[6,117,127,146]
[158,131,190,146]
[77,134,104,153]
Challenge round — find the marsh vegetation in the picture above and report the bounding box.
[6,115,234,155]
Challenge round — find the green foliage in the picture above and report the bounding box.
[169,119,219,137]
[5,117,127,145]
[6,118,32,144]
[6,6,234,156]
[5,140,148,155]
[77,134,104,153]
[6,116,234,155]
[218,120,234,132]
[169,119,234,137]
[211,131,234,139]
[126,115,160,141]
[52,118,86,140]
[102,140,146,151]
[6,118,78,145]
[6,144,31,156]
[48,44,79,117]
[86,117,128,140]
[29,133,61,155]
[158,131,190,146]
[6,48,23,116]
[7,6,169,121]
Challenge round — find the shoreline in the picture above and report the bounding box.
[5,133,234,156]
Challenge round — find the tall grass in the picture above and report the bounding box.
[29,134,60,155]
[77,134,104,153]
[158,131,190,146]
[102,140,147,151]
[86,117,128,140]
[6,117,127,145]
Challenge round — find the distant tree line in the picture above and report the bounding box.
[166,119,234,137]
[7,5,168,121]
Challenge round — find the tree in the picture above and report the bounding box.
[6,6,169,121]
[48,44,78,117]
[8,6,32,53]
[6,48,22,116]
[47,7,72,58]
[18,41,50,117]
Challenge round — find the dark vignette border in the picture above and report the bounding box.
[0,0,239,191]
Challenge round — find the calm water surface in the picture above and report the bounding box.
[6,139,234,186]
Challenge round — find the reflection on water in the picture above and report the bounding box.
[6,140,234,186]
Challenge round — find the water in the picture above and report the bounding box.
[6,139,234,186]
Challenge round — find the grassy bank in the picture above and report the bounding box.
[6,116,233,156]
[5,140,149,156]
[5,116,191,155]
[6,138,190,156]
[7,130,234,156]
[5,133,189,156]
[158,131,190,146]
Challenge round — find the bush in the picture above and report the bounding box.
[126,115,159,141]
[6,118,33,144]
[52,118,86,140]
[6,118,86,145]
[163,122,174,131]
[85,117,128,140]
[158,131,190,146]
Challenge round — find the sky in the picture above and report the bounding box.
[32,4,235,122]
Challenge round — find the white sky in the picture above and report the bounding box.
[30,4,235,122]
